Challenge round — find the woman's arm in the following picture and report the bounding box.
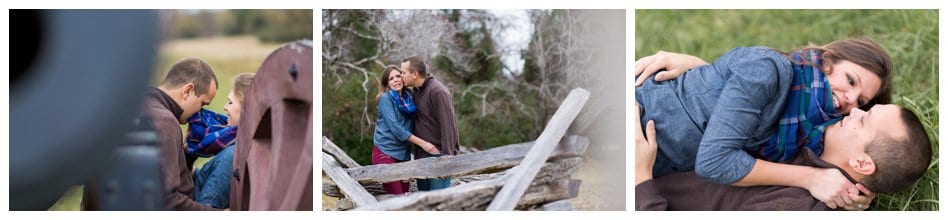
[693,48,785,185]
[378,94,441,155]
[378,95,413,142]
[408,135,440,155]
[634,51,708,86]
[692,47,855,209]
[734,159,856,209]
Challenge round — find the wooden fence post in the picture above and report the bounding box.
[487,88,589,210]
[322,136,361,168]
[322,154,377,206]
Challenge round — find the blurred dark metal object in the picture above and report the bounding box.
[231,40,313,211]
[81,116,165,211]
[10,10,43,92]
[9,10,159,210]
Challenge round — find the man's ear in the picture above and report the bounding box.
[848,154,876,176]
[181,83,195,100]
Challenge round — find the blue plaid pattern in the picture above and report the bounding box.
[186,109,238,158]
[759,50,842,162]
[388,89,417,115]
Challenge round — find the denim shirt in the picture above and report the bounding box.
[193,144,234,208]
[373,91,413,161]
[636,47,794,185]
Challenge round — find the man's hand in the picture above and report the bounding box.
[806,168,858,209]
[634,51,707,87]
[634,101,658,185]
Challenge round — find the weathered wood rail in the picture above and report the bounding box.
[322,88,590,211]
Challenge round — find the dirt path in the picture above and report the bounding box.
[570,147,626,210]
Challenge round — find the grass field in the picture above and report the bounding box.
[46,35,282,211]
[636,9,939,210]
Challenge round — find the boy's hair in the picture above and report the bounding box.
[401,56,427,77]
[861,107,931,193]
[232,73,255,102]
[160,57,218,95]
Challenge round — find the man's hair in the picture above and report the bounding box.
[402,56,427,77]
[861,107,931,193]
[160,57,218,95]
[232,73,255,101]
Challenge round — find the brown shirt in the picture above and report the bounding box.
[142,88,220,211]
[636,148,853,211]
[412,76,460,156]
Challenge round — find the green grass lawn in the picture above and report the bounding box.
[636,9,939,211]
[46,35,282,211]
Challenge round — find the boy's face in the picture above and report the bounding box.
[825,104,905,152]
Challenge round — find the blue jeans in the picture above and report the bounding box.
[193,146,234,209]
[417,178,451,191]
[416,154,451,191]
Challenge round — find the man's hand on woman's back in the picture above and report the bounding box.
[634,51,708,87]
[634,101,658,185]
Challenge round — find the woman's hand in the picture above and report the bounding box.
[409,135,441,155]
[420,141,441,155]
[634,51,708,87]
[806,168,858,209]
[841,183,876,211]
[634,101,658,185]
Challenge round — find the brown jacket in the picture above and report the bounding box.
[412,76,460,157]
[636,148,853,211]
[142,88,220,211]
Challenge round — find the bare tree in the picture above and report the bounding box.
[323,9,610,148]
[323,10,482,133]
[510,10,594,136]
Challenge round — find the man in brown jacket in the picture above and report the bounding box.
[401,56,460,191]
[634,104,932,211]
[142,57,221,211]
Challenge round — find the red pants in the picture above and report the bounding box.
[371,146,409,194]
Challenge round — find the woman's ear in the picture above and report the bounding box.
[848,154,876,176]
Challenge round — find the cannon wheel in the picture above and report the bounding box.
[231,41,313,211]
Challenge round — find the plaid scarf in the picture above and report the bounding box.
[186,108,238,157]
[758,50,842,162]
[388,89,417,115]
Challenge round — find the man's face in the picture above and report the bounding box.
[179,81,217,123]
[825,104,905,152]
[400,61,415,87]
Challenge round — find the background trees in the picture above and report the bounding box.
[322,10,624,165]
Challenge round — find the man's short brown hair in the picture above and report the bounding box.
[160,57,218,95]
[861,107,931,193]
[402,56,427,77]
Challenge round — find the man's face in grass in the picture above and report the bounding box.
[823,104,906,175]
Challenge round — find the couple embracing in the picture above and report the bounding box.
[372,56,460,194]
